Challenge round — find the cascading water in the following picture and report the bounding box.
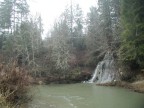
[89,51,119,84]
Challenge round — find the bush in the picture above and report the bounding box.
[0,62,30,107]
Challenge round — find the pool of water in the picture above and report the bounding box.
[28,83,144,108]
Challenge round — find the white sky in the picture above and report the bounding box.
[29,0,97,37]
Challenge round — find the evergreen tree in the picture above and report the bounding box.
[119,0,144,68]
[0,0,13,33]
[60,4,85,50]
[73,4,85,50]
[86,7,105,51]
[0,0,29,53]
[98,0,113,49]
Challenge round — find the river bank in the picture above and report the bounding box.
[31,76,144,93]
[97,80,144,93]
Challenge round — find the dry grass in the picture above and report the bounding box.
[131,80,144,93]
[0,62,30,107]
[97,81,144,93]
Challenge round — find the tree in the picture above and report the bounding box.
[73,4,83,37]
[62,4,85,50]
[11,0,29,31]
[0,0,12,33]
[50,20,70,72]
[119,0,144,68]
[2,17,43,68]
[85,0,121,67]
[72,4,85,50]
[0,0,29,33]
[0,0,29,54]
[86,7,106,51]
[96,0,121,51]
[98,0,113,49]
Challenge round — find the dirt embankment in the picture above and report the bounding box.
[131,80,144,93]
[97,80,144,93]
[97,71,144,93]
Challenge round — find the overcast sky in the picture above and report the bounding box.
[29,0,97,37]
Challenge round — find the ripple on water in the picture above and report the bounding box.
[29,84,144,108]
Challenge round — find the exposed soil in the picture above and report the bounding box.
[96,80,144,93]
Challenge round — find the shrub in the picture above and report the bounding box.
[0,62,30,107]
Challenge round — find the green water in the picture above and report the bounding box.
[29,83,144,108]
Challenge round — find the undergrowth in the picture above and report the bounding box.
[0,62,31,108]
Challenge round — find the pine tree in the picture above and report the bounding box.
[0,0,13,33]
[86,6,105,51]
[119,0,144,68]
[98,0,113,49]
[60,4,85,50]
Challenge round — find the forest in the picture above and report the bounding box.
[0,0,144,107]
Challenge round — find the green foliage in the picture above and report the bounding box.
[86,0,121,55]
[2,34,14,55]
[0,0,12,29]
[86,7,105,51]
[0,0,29,32]
[119,0,144,68]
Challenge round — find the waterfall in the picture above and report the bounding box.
[88,63,100,83]
[88,51,119,84]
